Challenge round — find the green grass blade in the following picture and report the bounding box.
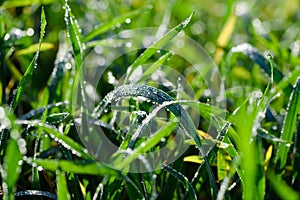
[94,84,218,197]
[162,164,197,200]
[83,6,152,42]
[267,169,300,199]
[0,0,57,9]
[64,1,83,70]
[231,43,292,95]
[124,12,193,83]
[14,190,57,199]
[25,158,119,176]
[275,78,300,171]
[3,138,22,199]
[31,122,93,160]
[57,170,71,200]
[10,7,47,110]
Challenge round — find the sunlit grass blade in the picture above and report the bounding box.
[10,7,47,110]
[275,78,300,172]
[124,12,193,83]
[83,6,152,42]
[162,164,197,200]
[0,0,56,9]
[25,158,119,176]
[15,43,54,56]
[214,12,237,64]
[57,170,71,200]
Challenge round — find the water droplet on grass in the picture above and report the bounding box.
[125,18,131,24]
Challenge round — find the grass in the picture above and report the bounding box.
[0,0,300,199]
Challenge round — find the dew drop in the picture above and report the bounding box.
[125,18,131,24]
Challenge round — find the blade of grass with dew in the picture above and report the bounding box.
[231,43,292,96]
[3,137,22,199]
[124,13,194,83]
[93,84,218,197]
[162,164,197,200]
[17,101,68,120]
[83,6,152,42]
[114,120,178,169]
[31,122,93,160]
[10,7,46,111]
[26,158,120,176]
[275,78,300,172]
[0,0,57,9]
[14,190,57,199]
[32,108,48,190]
[57,170,71,200]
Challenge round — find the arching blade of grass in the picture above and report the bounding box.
[275,78,300,172]
[124,12,193,83]
[29,122,93,160]
[14,190,57,200]
[231,43,292,96]
[93,84,218,198]
[83,6,152,42]
[10,7,46,111]
[162,164,197,200]
[15,43,54,56]
[57,170,71,200]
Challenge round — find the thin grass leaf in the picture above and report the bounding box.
[3,138,22,200]
[25,158,119,176]
[83,6,152,42]
[267,169,300,199]
[231,43,293,96]
[0,0,57,9]
[57,170,71,200]
[15,43,55,56]
[10,7,46,110]
[64,1,83,70]
[162,164,197,200]
[114,120,178,169]
[275,78,300,171]
[124,12,193,83]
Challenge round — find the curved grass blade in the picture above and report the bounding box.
[93,84,218,197]
[231,43,292,95]
[14,190,57,200]
[18,101,68,120]
[124,12,193,83]
[31,122,93,160]
[275,78,300,172]
[83,6,152,42]
[15,43,54,56]
[162,164,197,200]
[10,7,46,110]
